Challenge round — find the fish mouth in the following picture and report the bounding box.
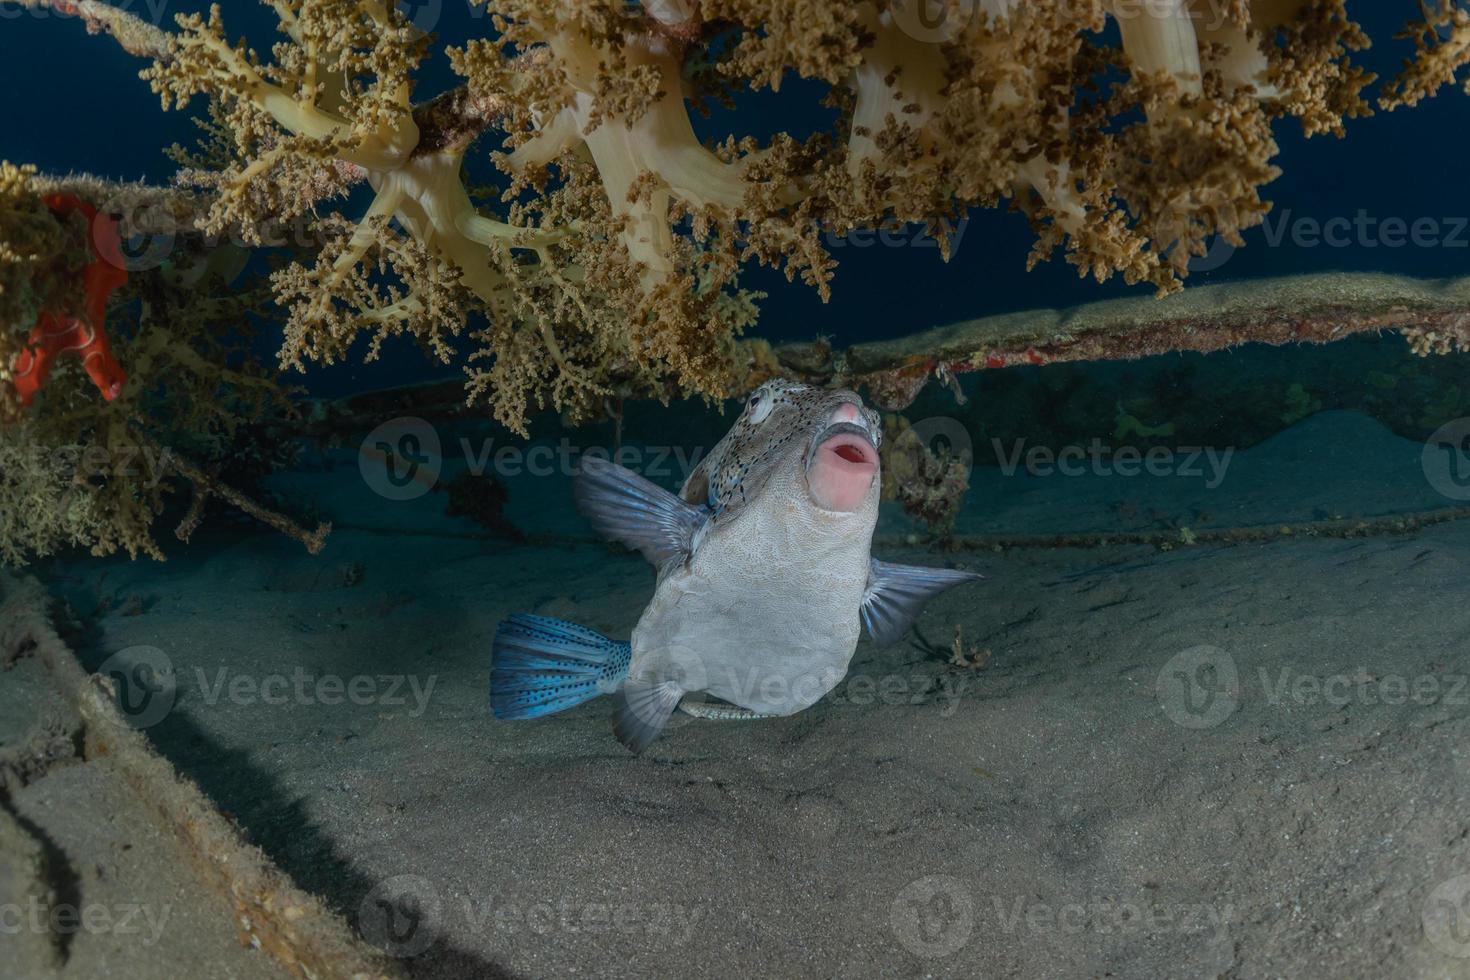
[807,421,879,512]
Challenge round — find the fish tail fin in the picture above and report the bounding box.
[612,678,684,755]
[490,614,630,720]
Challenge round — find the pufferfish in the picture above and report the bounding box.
[489,380,980,753]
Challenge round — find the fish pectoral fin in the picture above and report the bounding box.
[612,679,684,754]
[862,557,983,648]
[574,455,709,572]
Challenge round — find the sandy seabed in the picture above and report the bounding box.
[7,409,1470,978]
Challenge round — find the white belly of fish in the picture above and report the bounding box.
[630,489,874,716]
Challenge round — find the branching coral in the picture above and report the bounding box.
[0,419,108,566]
[0,168,321,565]
[142,0,748,433]
[14,0,1470,438]
[1381,0,1470,109]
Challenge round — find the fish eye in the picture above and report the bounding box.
[747,387,775,424]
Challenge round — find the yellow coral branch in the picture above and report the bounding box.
[29,0,1470,436]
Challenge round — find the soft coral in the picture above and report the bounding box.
[10,193,128,406]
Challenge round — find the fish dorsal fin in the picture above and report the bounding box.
[574,456,709,571]
[862,558,982,647]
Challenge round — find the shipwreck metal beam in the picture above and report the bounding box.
[0,574,405,980]
[770,271,1470,409]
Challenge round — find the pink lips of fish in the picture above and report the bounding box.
[807,402,879,512]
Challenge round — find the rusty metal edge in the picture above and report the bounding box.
[0,573,406,980]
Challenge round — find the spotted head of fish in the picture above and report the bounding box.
[681,380,883,520]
